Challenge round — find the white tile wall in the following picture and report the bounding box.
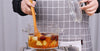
[0,0,18,51]
[89,14,99,51]
[0,0,4,51]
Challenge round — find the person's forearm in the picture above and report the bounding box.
[12,0,27,16]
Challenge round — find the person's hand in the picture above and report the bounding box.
[80,0,98,16]
[21,0,36,15]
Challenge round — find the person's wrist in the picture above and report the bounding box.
[21,1,24,14]
[19,0,27,16]
[95,0,100,13]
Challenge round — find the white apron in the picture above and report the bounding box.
[34,0,93,51]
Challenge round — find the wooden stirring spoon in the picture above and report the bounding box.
[30,0,41,37]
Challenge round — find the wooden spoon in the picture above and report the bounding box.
[29,0,41,37]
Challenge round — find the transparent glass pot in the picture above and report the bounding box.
[27,20,59,49]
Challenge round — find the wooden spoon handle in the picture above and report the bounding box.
[29,0,39,33]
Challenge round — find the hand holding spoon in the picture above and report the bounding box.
[29,0,41,37]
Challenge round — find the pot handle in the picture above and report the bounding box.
[64,47,69,51]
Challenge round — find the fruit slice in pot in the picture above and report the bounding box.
[36,41,42,46]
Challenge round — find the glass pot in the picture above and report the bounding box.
[27,20,59,49]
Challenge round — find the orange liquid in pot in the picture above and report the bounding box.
[28,33,58,49]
